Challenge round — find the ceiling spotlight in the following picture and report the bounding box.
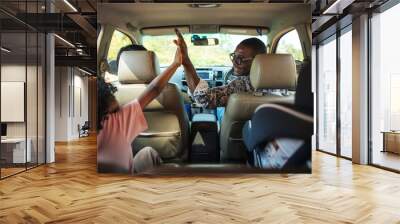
[63,0,78,12]
[1,47,11,53]
[54,34,75,48]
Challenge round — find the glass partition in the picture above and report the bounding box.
[370,3,400,171]
[339,27,352,158]
[317,36,337,155]
[0,1,46,179]
[1,29,28,178]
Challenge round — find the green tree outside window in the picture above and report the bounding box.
[276,29,304,61]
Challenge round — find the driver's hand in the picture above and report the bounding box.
[174,28,189,65]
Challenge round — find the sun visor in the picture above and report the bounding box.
[141,26,190,36]
[220,26,269,36]
[190,25,219,33]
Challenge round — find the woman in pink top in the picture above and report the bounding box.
[97,40,182,174]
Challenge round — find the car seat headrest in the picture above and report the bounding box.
[250,54,297,90]
[118,50,160,84]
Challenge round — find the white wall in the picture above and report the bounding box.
[72,73,89,138]
[1,63,46,164]
[1,65,26,140]
[55,66,69,141]
[54,67,89,141]
[1,65,41,137]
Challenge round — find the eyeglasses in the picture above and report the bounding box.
[229,53,254,65]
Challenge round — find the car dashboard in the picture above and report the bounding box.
[163,66,232,93]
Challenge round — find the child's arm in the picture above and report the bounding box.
[174,28,200,94]
[137,46,182,109]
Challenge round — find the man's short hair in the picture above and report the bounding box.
[238,38,267,55]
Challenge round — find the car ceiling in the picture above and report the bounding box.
[98,3,311,36]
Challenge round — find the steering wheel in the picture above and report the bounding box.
[223,68,234,85]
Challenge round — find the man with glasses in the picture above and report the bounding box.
[174,29,267,109]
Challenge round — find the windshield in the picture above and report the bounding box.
[142,33,267,67]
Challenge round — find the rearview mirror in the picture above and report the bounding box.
[191,35,219,46]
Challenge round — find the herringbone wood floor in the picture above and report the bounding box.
[1,135,400,223]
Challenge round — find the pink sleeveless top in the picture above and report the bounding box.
[97,100,148,173]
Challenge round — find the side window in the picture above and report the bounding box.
[275,29,304,61]
[107,30,133,74]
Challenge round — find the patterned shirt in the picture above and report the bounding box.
[191,75,258,109]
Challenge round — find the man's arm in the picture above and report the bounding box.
[193,78,251,109]
[193,85,231,109]
[138,47,181,109]
[174,28,200,93]
[182,58,200,93]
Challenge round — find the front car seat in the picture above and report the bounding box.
[114,50,189,161]
[242,60,313,172]
[220,54,297,162]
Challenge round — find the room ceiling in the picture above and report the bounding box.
[0,0,97,74]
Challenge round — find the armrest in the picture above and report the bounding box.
[191,113,218,132]
[139,131,180,138]
[192,113,216,123]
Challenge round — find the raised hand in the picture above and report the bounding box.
[173,28,189,65]
[173,45,183,67]
[173,28,200,92]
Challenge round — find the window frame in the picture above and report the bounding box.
[105,29,134,76]
[272,28,305,61]
[106,29,134,64]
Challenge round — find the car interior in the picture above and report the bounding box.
[97,3,312,171]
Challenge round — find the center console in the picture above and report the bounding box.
[190,113,219,163]
[180,67,230,162]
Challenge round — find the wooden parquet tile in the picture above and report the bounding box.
[0,135,400,223]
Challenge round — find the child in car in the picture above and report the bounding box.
[97,43,182,174]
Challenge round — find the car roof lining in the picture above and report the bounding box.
[140,25,270,36]
[98,3,311,37]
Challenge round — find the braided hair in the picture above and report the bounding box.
[97,76,117,131]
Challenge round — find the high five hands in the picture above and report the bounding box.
[173,28,200,91]
[173,28,189,66]
[173,44,183,67]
